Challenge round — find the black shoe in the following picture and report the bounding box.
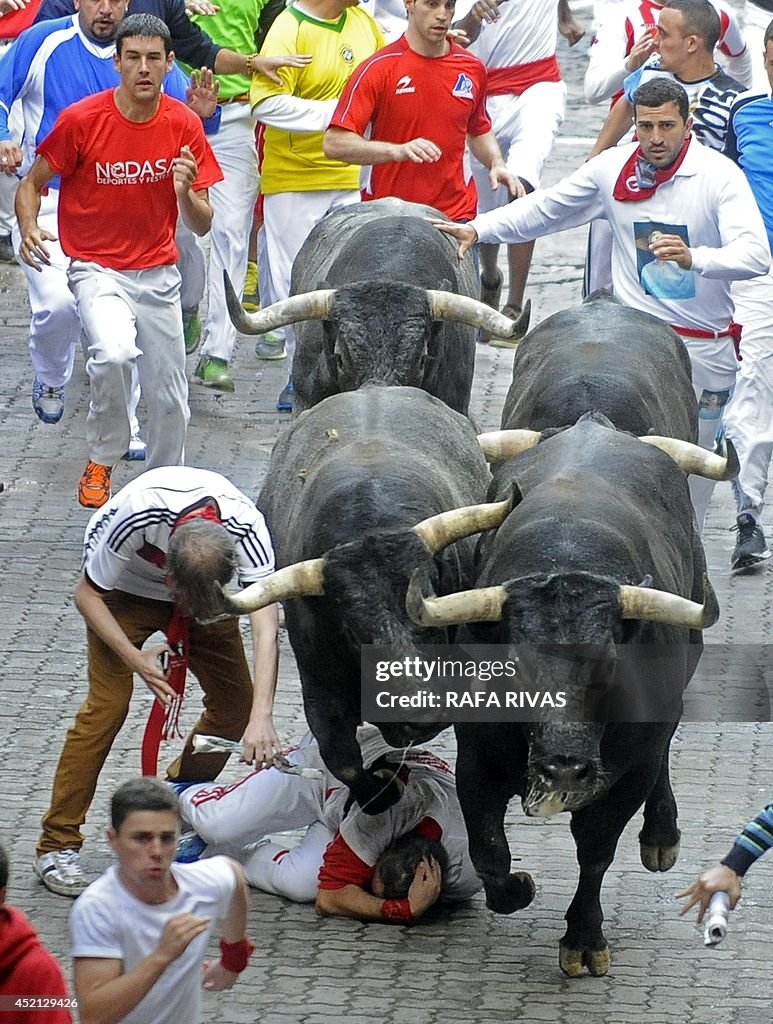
[0,234,15,264]
[730,513,770,571]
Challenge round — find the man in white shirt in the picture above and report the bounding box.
[35,467,280,898]
[433,77,770,531]
[70,778,254,1024]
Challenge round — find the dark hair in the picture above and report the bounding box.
[764,17,773,49]
[374,834,449,900]
[115,13,173,56]
[111,778,180,830]
[663,0,721,52]
[633,77,690,122]
[0,842,8,889]
[167,519,237,621]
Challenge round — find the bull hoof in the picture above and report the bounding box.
[559,941,610,978]
[640,838,680,872]
[484,871,536,914]
[359,770,405,815]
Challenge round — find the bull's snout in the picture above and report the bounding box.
[535,756,596,789]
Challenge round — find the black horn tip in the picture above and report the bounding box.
[723,437,740,480]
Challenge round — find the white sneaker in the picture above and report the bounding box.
[34,849,89,897]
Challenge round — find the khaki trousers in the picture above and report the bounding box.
[38,591,253,855]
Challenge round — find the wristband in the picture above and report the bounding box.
[381,898,413,925]
[219,936,255,973]
[245,53,259,74]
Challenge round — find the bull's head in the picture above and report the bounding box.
[223,271,532,349]
[215,494,516,620]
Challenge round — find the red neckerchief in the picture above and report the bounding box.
[140,501,222,776]
[612,136,691,203]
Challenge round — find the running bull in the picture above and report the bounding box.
[224,198,529,416]
[500,291,698,440]
[407,414,736,976]
[214,385,507,812]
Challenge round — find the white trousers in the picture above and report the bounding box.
[67,261,189,468]
[179,732,336,902]
[744,2,772,94]
[262,189,360,365]
[0,39,18,236]
[723,268,773,516]
[680,335,738,532]
[13,191,81,388]
[198,104,259,363]
[176,221,207,313]
[471,80,566,208]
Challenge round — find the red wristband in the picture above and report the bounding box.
[381,898,413,925]
[219,936,255,973]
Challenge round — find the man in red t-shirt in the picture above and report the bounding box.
[0,841,74,1023]
[323,0,521,223]
[15,12,223,508]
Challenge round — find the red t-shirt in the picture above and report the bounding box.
[0,0,40,40]
[37,89,223,271]
[330,36,491,221]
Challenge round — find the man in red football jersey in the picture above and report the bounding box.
[15,12,223,508]
[323,0,522,223]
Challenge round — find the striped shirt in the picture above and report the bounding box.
[82,467,274,601]
[721,803,773,876]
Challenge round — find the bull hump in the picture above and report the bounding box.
[549,473,579,493]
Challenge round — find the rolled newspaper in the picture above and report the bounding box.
[191,734,324,778]
[703,891,730,946]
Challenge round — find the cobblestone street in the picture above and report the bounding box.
[1,2,772,1021]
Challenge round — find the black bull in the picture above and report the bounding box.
[219,386,500,812]
[407,415,725,977]
[501,291,698,441]
[223,197,529,416]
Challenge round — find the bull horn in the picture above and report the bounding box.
[224,271,335,336]
[477,429,542,462]
[619,581,717,629]
[406,571,508,627]
[637,436,739,481]
[221,559,325,614]
[427,290,531,341]
[412,494,515,554]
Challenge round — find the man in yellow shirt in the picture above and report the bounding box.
[251,0,383,411]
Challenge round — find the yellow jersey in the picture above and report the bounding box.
[252,3,384,193]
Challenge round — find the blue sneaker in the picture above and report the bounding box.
[32,377,64,424]
[122,434,147,462]
[277,379,294,412]
[175,830,207,863]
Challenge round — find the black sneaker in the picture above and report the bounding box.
[730,513,770,571]
[0,233,14,264]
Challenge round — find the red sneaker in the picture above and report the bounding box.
[78,461,112,508]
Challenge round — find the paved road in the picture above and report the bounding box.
[1,2,771,1021]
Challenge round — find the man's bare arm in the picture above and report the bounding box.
[587,97,633,159]
[74,915,211,1024]
[324,125,441,166]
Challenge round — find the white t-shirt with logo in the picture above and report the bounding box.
[82,467,275,601]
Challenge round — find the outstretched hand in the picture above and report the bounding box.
[677,865,742,923]
[186,68,219,120]
[427,217,478,260]
[251,53,313,85]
